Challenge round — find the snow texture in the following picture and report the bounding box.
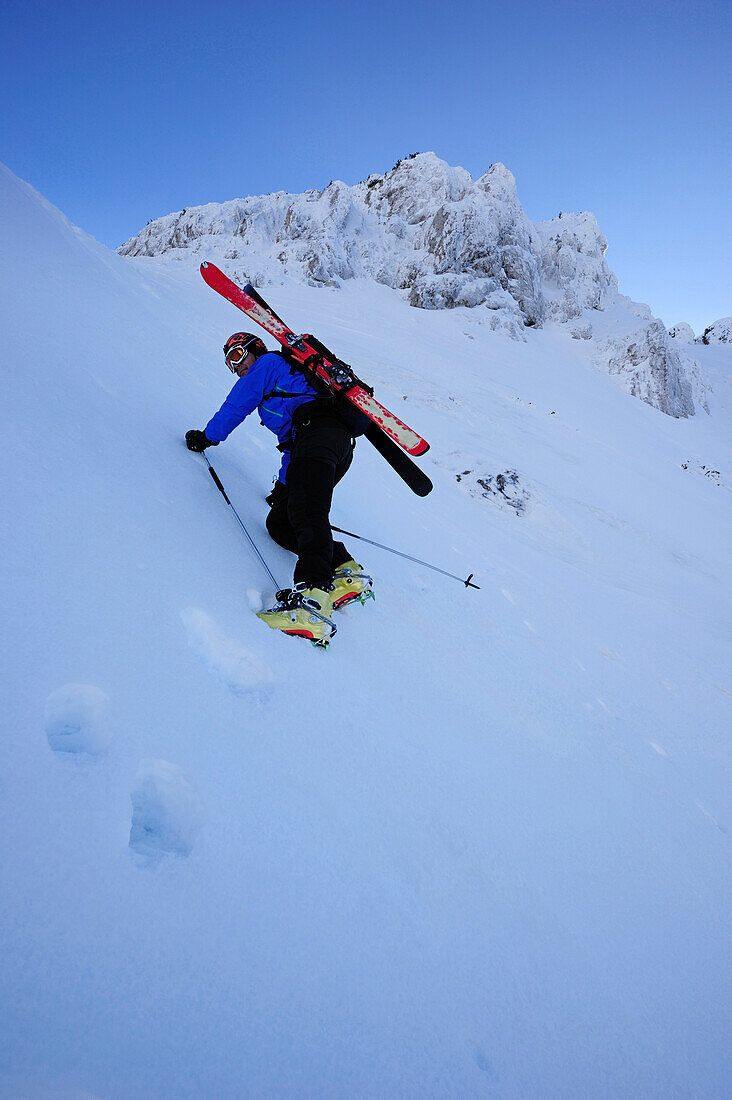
[2,159,731,1100]
[44,684,111,755]
[118,153,704,416]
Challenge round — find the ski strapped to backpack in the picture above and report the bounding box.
[200,261,433,497]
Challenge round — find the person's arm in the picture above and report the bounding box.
[204,357,272,443]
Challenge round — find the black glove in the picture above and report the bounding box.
[265,480,288,507]
[185,429,217,452]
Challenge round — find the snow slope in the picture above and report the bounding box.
[1,162,731,1100]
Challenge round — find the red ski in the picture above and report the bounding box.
[200,261,429,458]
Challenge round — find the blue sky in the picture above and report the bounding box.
[2,0,729,331]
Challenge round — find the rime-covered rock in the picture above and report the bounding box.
[117,153,708,415]
[700,317,732,344]
[598,320,705,417]
[473,164,545,326]
[119,153,548,327]
[535,211,617,311]
[668,322,695,343]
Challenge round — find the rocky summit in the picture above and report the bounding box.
[120,152,715,418]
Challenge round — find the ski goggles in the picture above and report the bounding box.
[225,337,259,368]
[225,345,249,367]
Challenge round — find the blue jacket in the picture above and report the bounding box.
[205,351,319,482]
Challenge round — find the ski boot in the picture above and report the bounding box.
[330,559,374,611]
[257,583,336,647]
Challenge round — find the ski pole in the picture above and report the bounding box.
[198,452,282,590]
[330,524,480,589]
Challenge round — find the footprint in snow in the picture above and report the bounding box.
[129,759,201,860]
[44,684,111,756]
[473,1044,496,1078]
[181,606,273,697]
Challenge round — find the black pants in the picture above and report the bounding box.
[266,411,354,590]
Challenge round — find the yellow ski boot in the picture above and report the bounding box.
[330,560,374,610]
[257,584,336,647]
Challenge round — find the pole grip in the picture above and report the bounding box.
[208,465,231,504]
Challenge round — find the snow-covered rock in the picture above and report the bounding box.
[598,319,705,417]
[668,322,695,343]
[121,156,615,337]
[700,317,732,344]
[535,210,617,313]
[119,154,547,326]
[118,152,708,416]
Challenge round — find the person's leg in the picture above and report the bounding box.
[287,418,353,589]
[265,495,298,555]
[323,435,373,607]
[329,444,355,569]
[267,476,354,577]
[286,456,338,589]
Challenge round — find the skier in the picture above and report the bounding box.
[186,332,372,642]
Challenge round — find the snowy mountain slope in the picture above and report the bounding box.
[1,161,731,1100]
[118,152,711,420]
